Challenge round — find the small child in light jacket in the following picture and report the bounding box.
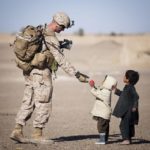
[89,75,117,144]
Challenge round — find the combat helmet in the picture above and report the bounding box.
[53,12,74,28]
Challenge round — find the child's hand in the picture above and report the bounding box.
[89,80,95,87]
[112,83,117,91]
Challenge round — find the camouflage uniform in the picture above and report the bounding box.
[15,25,77,128]
[10,12,89,143]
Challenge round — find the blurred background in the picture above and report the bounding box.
[0,0,150,71]
[1,0,150,34]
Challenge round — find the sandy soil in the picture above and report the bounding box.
[0,34,150,150]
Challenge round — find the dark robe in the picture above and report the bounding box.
[113,84,139,120]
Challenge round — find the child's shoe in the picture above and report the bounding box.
[95,133,106,145]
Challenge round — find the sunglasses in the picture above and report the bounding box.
[56,22,65,30]
[59,25,65,30]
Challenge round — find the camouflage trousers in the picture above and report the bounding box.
[15,68,53,128]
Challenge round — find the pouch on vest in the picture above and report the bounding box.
[44,50,59,73]
[15,57,33,74]
[30,49,58,72]
[31,52,47,69]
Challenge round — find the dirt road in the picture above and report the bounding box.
[0,37,150,150]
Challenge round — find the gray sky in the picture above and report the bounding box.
[1,0,150,34]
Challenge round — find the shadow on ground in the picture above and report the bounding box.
[52,134,150,145]
[52,134,99,142]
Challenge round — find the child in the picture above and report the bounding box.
[113,70,139,145]
[89,75,117,144]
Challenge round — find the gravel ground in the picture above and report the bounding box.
[0,43,150,150]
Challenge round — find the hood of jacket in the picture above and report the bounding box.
[102,75,117,90]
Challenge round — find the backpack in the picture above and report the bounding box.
[13,25,44,62]
[12,25,58,74]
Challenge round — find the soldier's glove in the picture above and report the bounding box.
[75,71,89,83]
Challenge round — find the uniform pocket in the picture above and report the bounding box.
[36,85,53,103]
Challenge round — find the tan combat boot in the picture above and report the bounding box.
[10,124,24,142]
[31,127,54,144]
[32,127,42,140]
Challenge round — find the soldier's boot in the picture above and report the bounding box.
[31,127,54,144]
[95,133,106,145]
[10,124,24,142]
[32,127,42,140]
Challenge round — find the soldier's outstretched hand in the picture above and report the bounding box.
[75,71,89,83]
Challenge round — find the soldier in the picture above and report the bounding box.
[10,12,89,144]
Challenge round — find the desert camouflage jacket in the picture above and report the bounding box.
[43,25,77,76]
